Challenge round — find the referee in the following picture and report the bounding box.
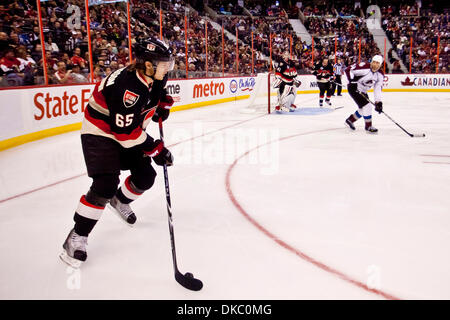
[332,57,345,96]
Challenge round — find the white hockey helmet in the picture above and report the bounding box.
[372,55,383,64]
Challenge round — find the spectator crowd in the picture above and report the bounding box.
[382,6,449,73]
[0,0,448,88]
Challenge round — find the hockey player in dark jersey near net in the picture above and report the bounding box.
[345,55,384,134]
[273,52,301,112]
[313,57,334,107]
[60,37,176,268]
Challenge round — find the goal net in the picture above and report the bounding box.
[241,72,278,115]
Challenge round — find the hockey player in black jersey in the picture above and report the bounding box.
[313,57,334,107]
[60,37,175,268]
[273,52,301,113]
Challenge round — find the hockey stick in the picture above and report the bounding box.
[357,93,425,137]
[330,80,344,88]
[335,80,425,137]
[158,118,203,291]
[381,111,425,137]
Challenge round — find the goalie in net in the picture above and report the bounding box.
[272,52,301,113]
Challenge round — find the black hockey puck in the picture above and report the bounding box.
[185,272,193,278]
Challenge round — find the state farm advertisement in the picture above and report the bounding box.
[33,87,92,122]
[0,84,95,141]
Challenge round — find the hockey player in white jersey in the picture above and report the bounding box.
[273,52,301,113]
[344,55,384,133]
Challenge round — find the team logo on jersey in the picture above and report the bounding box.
[147,44,156,51]
[123,90,139,108]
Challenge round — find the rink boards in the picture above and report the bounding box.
[0,73,449,151]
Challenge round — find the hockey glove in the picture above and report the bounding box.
[272,77,282,89]
[327,81,333,89]
[144,140,173,166]
[294,79,301,88]
[375,101,383,114]
[153,147,173,166]
[152,95,174,123]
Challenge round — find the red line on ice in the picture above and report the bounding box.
[423,161,450,165]
[420,154,450,158]
[0,114,266,204]
[225,128,401,300]
[1,114,402,299]
[0,173,86,204]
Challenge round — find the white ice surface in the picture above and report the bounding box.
[0,92,449,299]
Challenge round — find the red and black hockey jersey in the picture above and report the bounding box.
[313,62,334,83]
[274,59,298,84]
[81,66,165,150]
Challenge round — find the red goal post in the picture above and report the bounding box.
[243,72,277,115]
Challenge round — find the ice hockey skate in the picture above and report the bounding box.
[275,105,290,113]
[59,228,88,268]
[345,118,356,130]
[365,126,378,134]
[109,195,137,225]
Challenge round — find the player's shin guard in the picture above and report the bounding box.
[110,176,144,225]
[364,116,378,133]
[351,110,362,122]
[74,193,106,236]
[61,193,106,267]
[115,176,144,204]
[278,84,296,112]
[345,111,362,130]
